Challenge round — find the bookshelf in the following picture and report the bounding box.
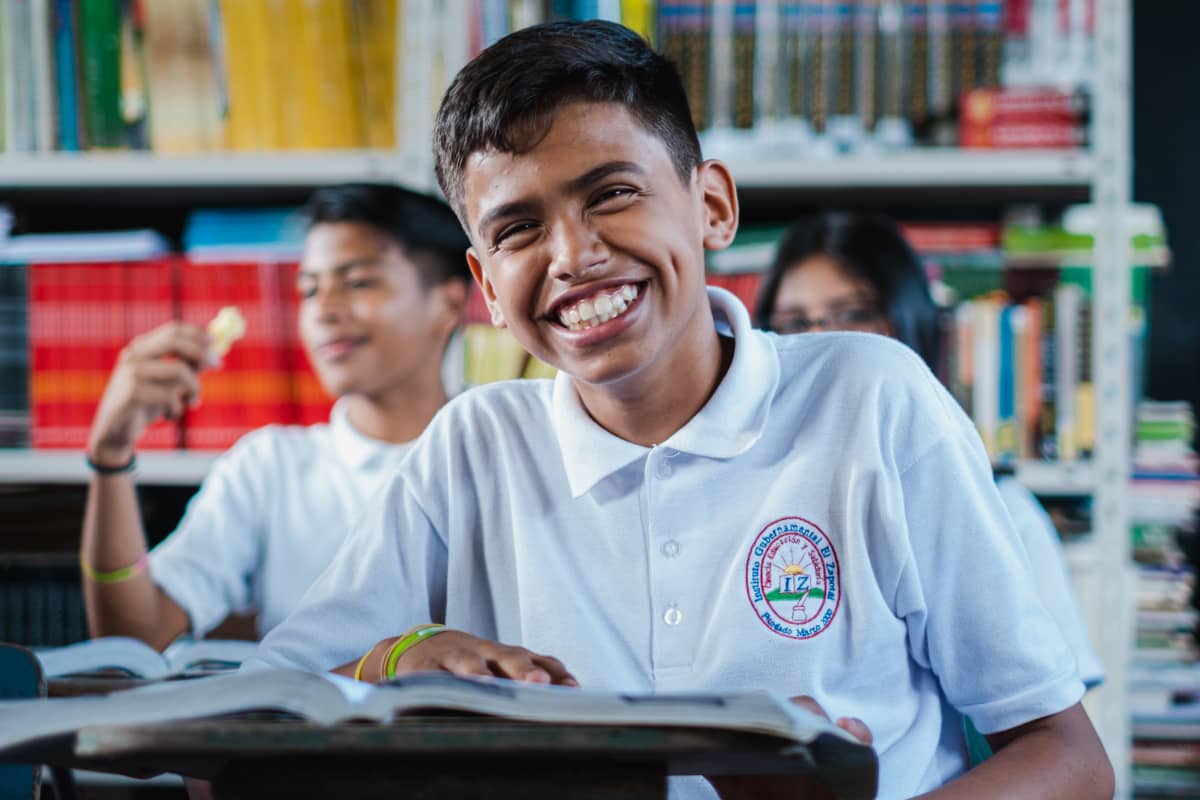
[0,151,433,191]
[0,0,1142,793]
[0,450,217,487]
[0,148,1092,192]
[726,149,1096,190]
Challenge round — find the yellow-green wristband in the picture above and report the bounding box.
[383,624,448,680]
[80,554,148,584]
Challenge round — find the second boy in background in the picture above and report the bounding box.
[82,184,468,649]
[254,21,1114,800]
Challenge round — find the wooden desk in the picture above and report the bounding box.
[45,717,876,800]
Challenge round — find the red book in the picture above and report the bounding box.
[179,258,294,450]
[28,261,172,449]
[960,87,1086,125]
[960,120,1086,149]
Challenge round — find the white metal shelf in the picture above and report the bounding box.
[725,149,1096,189]
[1014,459,1097,495]
[0,450,217,486]
[0,148,1095,192]
[0,150,434,190]
[1062,536,1102,573]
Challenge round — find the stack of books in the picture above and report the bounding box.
[1128,401,1200,798]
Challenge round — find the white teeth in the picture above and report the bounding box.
[557,283,641,332]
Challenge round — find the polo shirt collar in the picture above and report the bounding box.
[330,397,394,471]
[552,286,781,498]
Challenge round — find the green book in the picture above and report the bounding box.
[78,0,123,148]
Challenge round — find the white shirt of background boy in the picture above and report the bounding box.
[150,399,413,638]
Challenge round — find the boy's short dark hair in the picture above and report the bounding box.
[302,183,470,288]
[434,20,702,222]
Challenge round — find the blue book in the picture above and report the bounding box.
[183,208,304,259]
[995,304,1016,461]
[53,0,81,151]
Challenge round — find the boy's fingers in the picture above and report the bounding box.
[836,717,873,746]
[126,322,211,369]
[488,648,549,682]
[137,360,201,395]
[530,654,579,686]
[438,650,493,678]
[788,695,831,721]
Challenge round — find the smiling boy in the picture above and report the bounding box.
[254,22,1113,799]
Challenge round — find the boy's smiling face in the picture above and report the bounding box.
[462,101,737,397]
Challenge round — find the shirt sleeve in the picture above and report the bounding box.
[147,432,270,637]
[995,477,1106,689]
[890,409,1085,735]
[249,474,449,673]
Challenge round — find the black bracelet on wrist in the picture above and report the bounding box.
[86,454,137,475]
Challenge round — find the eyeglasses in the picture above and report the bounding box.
[769,306,883,334]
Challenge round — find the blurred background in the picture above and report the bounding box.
[0,1,1196,797]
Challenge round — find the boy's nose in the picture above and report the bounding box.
[548,223,607,281]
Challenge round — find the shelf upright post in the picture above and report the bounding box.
[1089,0,1134,793]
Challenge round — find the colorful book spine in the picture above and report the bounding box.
[52,0,81,151]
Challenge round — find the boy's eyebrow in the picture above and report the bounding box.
[476,200,541,240]
[474,161,645,239]
[563,160,645,195]
[296,257,383,281]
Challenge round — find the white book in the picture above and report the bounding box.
[0,669,874,775]
[29,0,55,152]
[34,637,259,679]
[0,229,169,264]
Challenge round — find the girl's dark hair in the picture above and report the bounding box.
[753,212,942,372]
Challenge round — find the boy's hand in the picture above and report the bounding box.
[88,321,214,466]
[707,696,873,800]
[395,629,580,686]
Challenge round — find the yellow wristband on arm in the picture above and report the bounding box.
[353,648,373,681]
[80,554,148,584]
[383,624,448,680]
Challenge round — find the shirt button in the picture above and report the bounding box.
[655,460,673,480]
[661,540,681,559]
[663,605,683,626]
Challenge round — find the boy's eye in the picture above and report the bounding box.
[593,186,637,207]
[346,277,378,290]
[495,222,538,247]
[296,283,317,300]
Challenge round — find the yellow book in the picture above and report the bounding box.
[285,0,363,149]
[242,0,284,150]
[349,0,397,149]
[218,0,262,150]
[621,0,656,44]
[1075,383,1095,457]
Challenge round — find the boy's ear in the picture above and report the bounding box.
[465,247,507,328]
[696,159,739,252]
[432,276,468,328]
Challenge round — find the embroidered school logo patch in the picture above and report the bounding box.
[745,516,841,640]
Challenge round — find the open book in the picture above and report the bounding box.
[0,669,874,772]
[34,637,259,679]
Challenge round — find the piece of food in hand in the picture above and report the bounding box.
[207,306,246,359]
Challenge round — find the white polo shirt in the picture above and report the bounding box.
[996,476,1105,688]
[254,288,1083,798]
[149,400,414,638]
